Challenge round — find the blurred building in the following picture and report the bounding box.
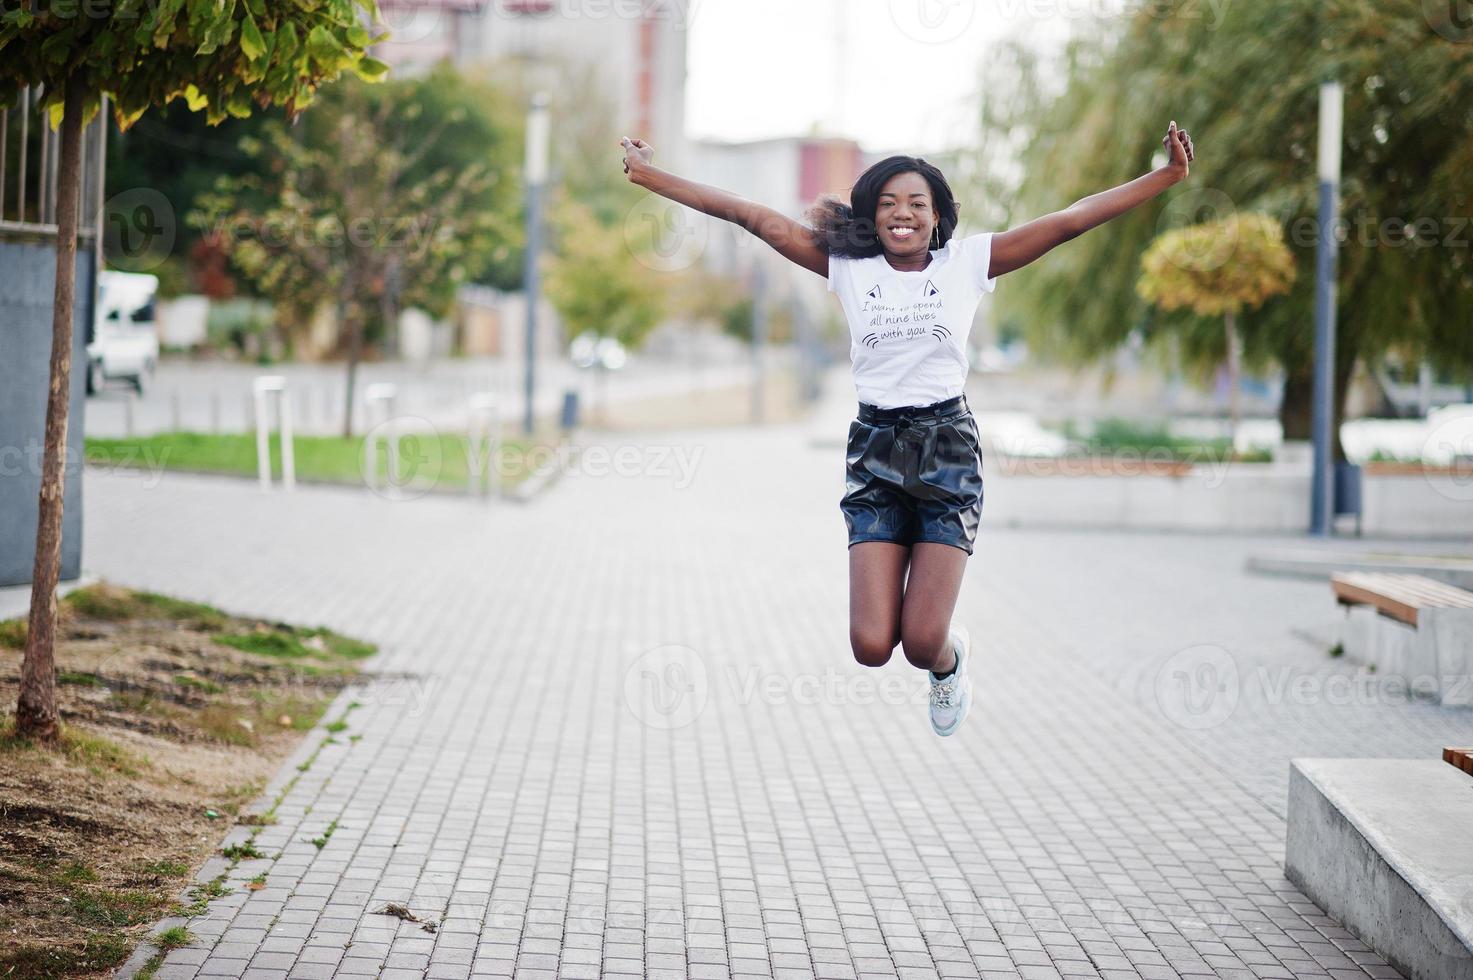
[687,135,879,326]
[374,0,689,172]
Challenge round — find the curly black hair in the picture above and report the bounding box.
[804,154,961,259]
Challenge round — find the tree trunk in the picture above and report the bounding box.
[1278,342,1356,462]
[1279,358,1314,442]
[1224,310,1241,450]
[17,77,86,743]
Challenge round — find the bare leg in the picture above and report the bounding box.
[899,542,968,673]
[848,542,910,667]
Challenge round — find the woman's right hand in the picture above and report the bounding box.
[620,136,653,180]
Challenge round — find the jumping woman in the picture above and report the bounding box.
[620,122,1194,736]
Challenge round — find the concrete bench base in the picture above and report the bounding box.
[1286,759,1473,980]
[1338,606,1473,705]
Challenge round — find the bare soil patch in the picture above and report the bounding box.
[0,581,373,978]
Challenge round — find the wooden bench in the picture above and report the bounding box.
[1332,572,1473,705]
[1445,747,1473,776]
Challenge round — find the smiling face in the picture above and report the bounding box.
[875,171,935,259]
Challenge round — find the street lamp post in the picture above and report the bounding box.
[522,92,550,436]
[1310,80,1343,536]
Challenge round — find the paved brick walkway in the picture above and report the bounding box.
[81,391,1473,979]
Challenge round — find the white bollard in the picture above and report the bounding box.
[363,382,399,491]
[466,392,501,498]
[252,375,296,491]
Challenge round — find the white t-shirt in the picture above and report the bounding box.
[827,231,998,408]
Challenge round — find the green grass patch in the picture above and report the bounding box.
[213,623,376,664]
[0,617,26,650]
[1062,417,1272,463]
[0,724,146,777]
[141,860,190,878]
[59,670,107,687]
[61,585,230,630]
[0,931,132,976]
[155,925,195,949]
[134,926,197,980]
[69,886,167,928]
[309,817,340,850]
[179,875,229,916]
[58,861,98,884]
[220,841,265,861]
[85,429,540,493]
[298,626,376,661]
[173,672,225,694]
[214,629,311,660]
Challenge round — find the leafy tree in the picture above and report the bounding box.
[0,0,385,742]
[988,0,1473,453]
[102,101,276,281]
[1138,213,1296,439]
[544,198,665,350]
[193,67,521,435]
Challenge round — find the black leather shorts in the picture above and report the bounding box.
[840,394,984,555]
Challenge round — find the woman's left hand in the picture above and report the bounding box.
[1163,120,1194,181]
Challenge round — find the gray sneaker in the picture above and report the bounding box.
[929,623,972,737]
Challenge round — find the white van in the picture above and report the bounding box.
[87,270,161,395]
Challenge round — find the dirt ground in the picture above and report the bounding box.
[0,582,373,979]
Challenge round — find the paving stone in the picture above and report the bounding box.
[93,389,1465,978]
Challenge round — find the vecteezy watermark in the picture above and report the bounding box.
[623,193,709,273]
[1424,0,1473,43]
[355,415,706,499]
[1421,409,1473,502]
[1286,212,1472,250]
[623,644,709,729]
[1153,644,1240,730]
[1252,666,1452,706]
[202,212,440,262]
[360,416,445,501]
[997,445,1238,490]
[515,441,705,489]
[887,0,975,44]
[727,664,932,708]
[2,438,172,488]
[1154,186,1238,271]
[104,187,176,274]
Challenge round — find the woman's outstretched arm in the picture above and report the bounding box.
[621,137,830,279]
[988,121,1196,279]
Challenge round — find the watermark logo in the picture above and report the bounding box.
[1154,186,1237,272]
[888,0,975,44]
[103,187,175,273]
[624,194,709,273]
[1154,643,1239,729]
[623,644,708,730]
[375,0,451,46]
[1422,409,1473,502]
[359,416,445,501]
[1425,0,1473,42]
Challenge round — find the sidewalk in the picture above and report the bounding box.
[78,395,1471,979]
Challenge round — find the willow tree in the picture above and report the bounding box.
[0,0,388,742]
[990,0,1473,445]
[1138,214,1296,442]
